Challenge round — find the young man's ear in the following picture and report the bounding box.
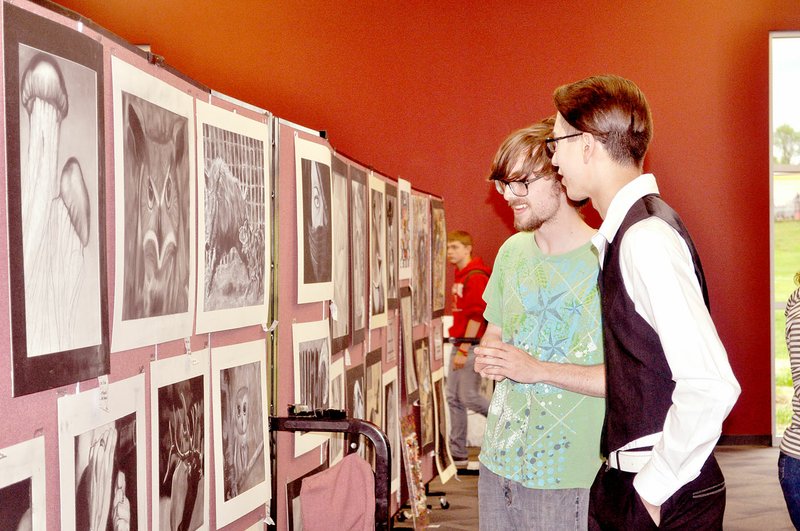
[582,132,595,163]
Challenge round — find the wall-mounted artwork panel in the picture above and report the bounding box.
[150,351,210,531]
[4,2,109,396]
[295,136,333,304]
[0,437,46,530]
[57,374,147,531]
[195,100,270,333]
[111,56,196,352]
[211,340,271,528]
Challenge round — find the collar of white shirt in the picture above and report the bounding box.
[591,173,659,264]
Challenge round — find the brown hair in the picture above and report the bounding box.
[553,74,653,168]
[447,230,473,247]
[489,117,557,184]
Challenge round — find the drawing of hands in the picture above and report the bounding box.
[88,426,117,531]
[111,471,130,531]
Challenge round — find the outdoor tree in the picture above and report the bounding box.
[774,123,800,164]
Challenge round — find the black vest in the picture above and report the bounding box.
[599,194,709,455]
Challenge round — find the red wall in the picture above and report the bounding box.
[56,0,800,437]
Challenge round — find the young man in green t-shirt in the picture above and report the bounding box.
[473,117,605,530]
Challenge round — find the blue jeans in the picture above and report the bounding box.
[779,451,800,528]
[479,463,589,531]
[446,347,489,460]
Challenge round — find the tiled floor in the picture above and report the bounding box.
[410,445,794,530]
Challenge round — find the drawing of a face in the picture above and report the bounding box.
[235,386,249,436]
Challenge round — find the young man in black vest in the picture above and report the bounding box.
[550,74,741,529]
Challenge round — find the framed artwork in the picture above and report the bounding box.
[397,178,412,280]
[329,356,345,466]
[368,174,388,329]
[111,56,195,352]
[384,180,399,309]
[291,319,331,457]
[431,198,447,319]
[0,437,46,531]
[195,100,270,333]
[58,374,147,531]
[330,156,351,352]
[4,3,109,396]
[285,463,326,531]
[345,362,365,459]
[364,347,383,464]
[399,286,418,401]
[411,194,431,326]
[349,167,368,344]
[211,340,271,528]
[400,414,429,528]
[386,309,398,364]
[414,336,435,454]
[432,368,456,484]
[382,367,401,495]
[295,135,333,303]
[150,351,210,530]
[432,320,444,361]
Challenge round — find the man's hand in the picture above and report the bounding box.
[475,341,541,383]
[452,351,467,370]
[640,495,661,526]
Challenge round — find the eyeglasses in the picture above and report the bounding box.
[494,174,546,197]
[545,132,583,154]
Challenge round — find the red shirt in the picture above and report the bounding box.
[450,256,491,339]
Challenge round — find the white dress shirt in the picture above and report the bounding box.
[592,174,741,506]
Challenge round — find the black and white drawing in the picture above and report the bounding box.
[292,319,332,456]
[411,194,431,326]
[4,3,108,396]
[398,178,412,280]
[369,174,388,329]
[431,199,447,318]
[212,340,270,528]
[364,348,383,464]
[329,356,345,466]
[414,336,435,453]
[400,286,418,400]
[382,368,401,494]
[385,180,399,309]
[295,136,333,303]
[350,167,368,344]
[330,156,351,352]
[432,368,456,483]
[196,100,270,333]
[58,374,147,531]
[0,437,46,531]
[111,56,195,351]
[151,352,210,531]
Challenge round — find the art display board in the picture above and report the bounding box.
[110,55,196,352]
[4,1,109,396]
[291,319,332,457]
[57,373,147,531]
[150,350,211,531]
[0,436,46,530]
[295,135,333,304]
[195,99,271,334]
[211,340,271,528]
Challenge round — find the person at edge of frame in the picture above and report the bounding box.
[779,269,800,528]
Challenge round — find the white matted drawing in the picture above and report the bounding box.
[292,319,332,457]
[349,167,368,344]
[58,373,147,531]
[111,56,195,351]
[211,340,271,528]
[295,136,333,303]
[330,156,351,352]
[195,100,270,333]
[382,367,400,495]
[0,436,46,531]
[398,178,412,280]
[432,368,456,484]
[150,351,210,530]
[368,174,388,329]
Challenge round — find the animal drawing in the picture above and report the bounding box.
[204,157,252,297]
[124,99,188,318]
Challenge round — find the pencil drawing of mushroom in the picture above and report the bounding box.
[20,53,90,355]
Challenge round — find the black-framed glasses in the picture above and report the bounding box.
[494,174,546,197]
[545,132,583,154]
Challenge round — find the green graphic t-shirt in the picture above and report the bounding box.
[479,232,605,489]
